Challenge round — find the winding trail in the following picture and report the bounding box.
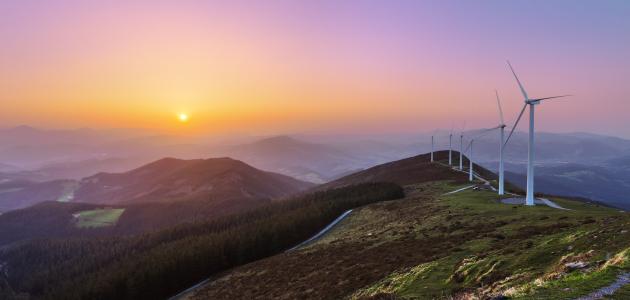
[540,197,570,210]
[575,272,630,300]
[442,185,476,195]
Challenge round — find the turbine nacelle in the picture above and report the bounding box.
[526,99,540,105]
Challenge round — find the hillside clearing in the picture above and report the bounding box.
[74,208,125,228]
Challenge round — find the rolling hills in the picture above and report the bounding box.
[0,157,314,246]
[2,126,630,209]
[1,151,629,299]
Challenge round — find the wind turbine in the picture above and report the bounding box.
[430,133,435,162]
[459,122,466,171]
[448,130,453,166]
[504,61,571,205]
[463,138,474,182]
[469,139,474,181]
[495,91,506,196]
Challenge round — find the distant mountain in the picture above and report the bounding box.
[0,125,156,146]
[0,163,20,173]
[0,179,76,212]
[73,157,314,205]
[34,157,149,180]
[604,154,630,168]
[470,131,630,164]
[224,136,363,183]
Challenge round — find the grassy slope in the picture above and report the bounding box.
[74,208,125,228]
[190,179,629,299]
[351,181,630,299]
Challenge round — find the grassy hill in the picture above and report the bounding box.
[187,152,630,299]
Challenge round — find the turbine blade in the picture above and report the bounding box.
[504,103,527,147]
[464,140,473,153]
[495,90,505,125]
[507,61,529,101]
[534,95,572,101]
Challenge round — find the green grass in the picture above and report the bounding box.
[350,181,630,299]
[74,208,125,228]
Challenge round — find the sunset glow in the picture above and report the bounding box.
[178,113,189,123]
[1,1,629,136]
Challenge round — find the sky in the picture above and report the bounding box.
[1,0,629,137]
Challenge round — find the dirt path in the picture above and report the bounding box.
[443,185,476,195]
[575,272,630,300]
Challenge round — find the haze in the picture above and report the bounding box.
[1,0,629,137]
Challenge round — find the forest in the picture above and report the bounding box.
[0,182,404,300]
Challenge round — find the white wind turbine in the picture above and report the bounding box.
[431,135,434,162]
[462,138,474,182]
[430,131,435,162]
[448,129,453,166]
[504,61,571,205]
[459,122,466,171]
[468,139,474,181]
[495,91,506,196]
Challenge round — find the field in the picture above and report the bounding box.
[188,178,630,299]
[74,208,125,228]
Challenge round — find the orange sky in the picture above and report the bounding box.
[1,1,629,136]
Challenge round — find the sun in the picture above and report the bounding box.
[178,113,189,123]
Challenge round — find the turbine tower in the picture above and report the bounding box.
[459,122,466,171]
[495,91,506,196]
[430,134,434,162]
[469,139,474,182]
[459,133,463,170]
[504,61,571,205]
[448,131,453,166]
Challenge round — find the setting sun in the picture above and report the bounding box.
[178,113,189,123]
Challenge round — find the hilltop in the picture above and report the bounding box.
[73,157,314,204]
